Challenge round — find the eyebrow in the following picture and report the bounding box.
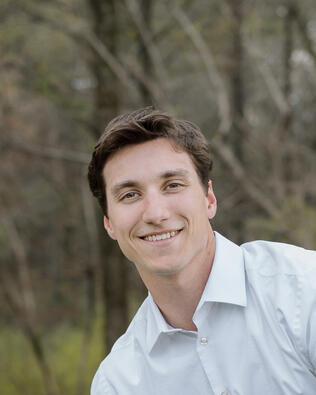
[110,168,190,197]
[160,169,190,179]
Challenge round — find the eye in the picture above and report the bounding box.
[165,182,183,190]
[120,191,140,201]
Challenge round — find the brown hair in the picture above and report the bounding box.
[88,107,212,216]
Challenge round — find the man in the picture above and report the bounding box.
[88,107,316,395]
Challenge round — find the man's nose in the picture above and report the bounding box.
[142,192,170,225]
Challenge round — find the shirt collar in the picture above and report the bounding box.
[146,231,247,352]
[146,293,183,352]
[196,231,247,309]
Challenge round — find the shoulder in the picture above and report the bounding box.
[91,297,151,395]
[241,239,316,276]
[240,239,316,308]
[241,239,316,372]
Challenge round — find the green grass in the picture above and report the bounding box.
[0,317,104,395]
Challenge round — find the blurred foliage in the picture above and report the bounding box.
[1,0,316,393]
[0,317,103,395]
[246,198,316,246]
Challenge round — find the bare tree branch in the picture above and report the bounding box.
[83,31,136,91]
[0,268,24,316]
[0,212,60,395]
[5,136,90,164]
[19,2,137,92]
[75,178,100,395]
[19,1,169,107]
[119,54,166,107]
[245,39,291,116]
[210,136,279,217]
[123,0,169,96]
[0,212,36,314]
[291,2,316,66]
[172,6,232,135]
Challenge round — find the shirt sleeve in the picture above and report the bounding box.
[91,365,113,395]
[303,252,316,375]
[307,297,316,375]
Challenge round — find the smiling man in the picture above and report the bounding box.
[88,108,316,395]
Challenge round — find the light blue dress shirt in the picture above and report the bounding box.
[91,232,316,395]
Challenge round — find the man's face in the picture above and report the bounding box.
[103,138,217,279]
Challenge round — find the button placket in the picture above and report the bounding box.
[197,320,228,395]
[200,337,208,345]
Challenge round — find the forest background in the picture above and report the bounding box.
[1,0,316,394]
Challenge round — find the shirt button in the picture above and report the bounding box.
[221,392,229,395]
[200,337,208,345]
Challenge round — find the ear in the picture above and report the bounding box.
[103,216,117,240]
[206,180,217,220]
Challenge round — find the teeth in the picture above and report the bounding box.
[144,231,178,241]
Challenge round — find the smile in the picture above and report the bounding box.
[141,230,181,242]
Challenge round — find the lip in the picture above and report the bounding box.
[139,228,182,238]
[139,229,183,244]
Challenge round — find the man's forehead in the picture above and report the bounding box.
[106,137,183,163]
[103,139,194,183]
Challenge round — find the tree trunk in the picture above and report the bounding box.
[0,213,59,395]
[88,0,120,136]
[225,0,247,243]
[138,0,154,105]
[87,0,129,351]
[104,243,128,350]
[282,5,298,198]
[227,0,245,161]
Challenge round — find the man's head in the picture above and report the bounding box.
[88,107,213,217]
[88,107,217,278]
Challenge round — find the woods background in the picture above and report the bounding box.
[1,0,316,394]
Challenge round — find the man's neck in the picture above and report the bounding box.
[140,233,216,331]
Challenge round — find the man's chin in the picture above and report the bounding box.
[140,259,186,277]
